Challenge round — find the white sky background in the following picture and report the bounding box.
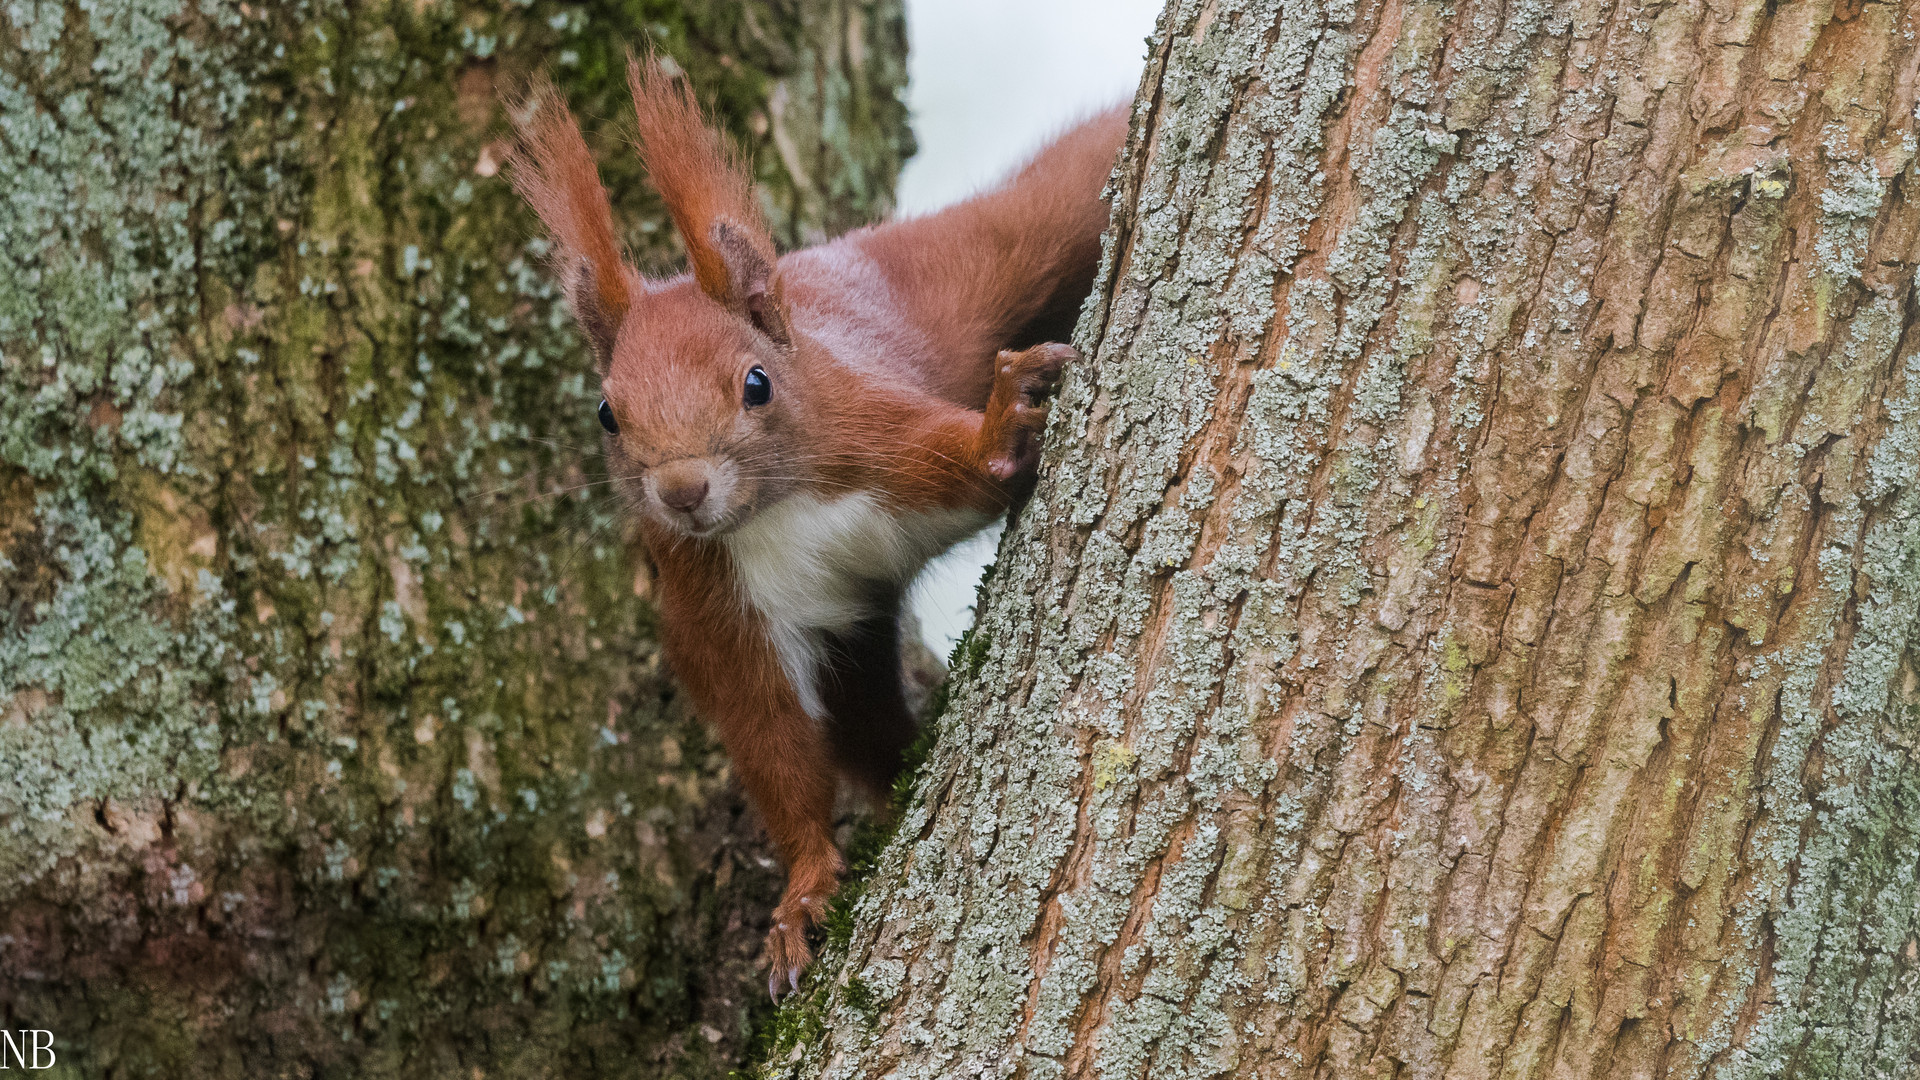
[900,0,1165,658]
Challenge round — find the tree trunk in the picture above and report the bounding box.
[774,0,1920,1076]
[0,2,906,1076]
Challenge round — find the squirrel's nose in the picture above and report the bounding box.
[652,459,718,518]
[659,478,710,512]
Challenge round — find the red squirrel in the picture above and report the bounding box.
[508,56,1125,995]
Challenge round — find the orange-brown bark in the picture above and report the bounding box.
[777,0,1920,1077]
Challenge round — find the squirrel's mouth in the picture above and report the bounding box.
[665,504,748,541]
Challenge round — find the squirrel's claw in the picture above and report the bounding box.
[763,907,818,1004]
[767,962,804,1004]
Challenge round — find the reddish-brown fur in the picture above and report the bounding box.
[509,55,1125,994]
[625,64,775,309]
[508,79,633,360]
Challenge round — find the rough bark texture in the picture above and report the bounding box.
[775,0,1920,1077]
[0,2,906,1076]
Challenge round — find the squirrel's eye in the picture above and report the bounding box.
[743,366,772,408]
[597,399,619,435]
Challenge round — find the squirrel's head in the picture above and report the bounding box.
[595,273,808,538]
[508,57,804,538]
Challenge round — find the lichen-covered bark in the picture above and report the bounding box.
[0,2,906,1075]
[778,0,1920,1076]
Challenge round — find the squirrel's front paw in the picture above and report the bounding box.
[983,342,1073,481]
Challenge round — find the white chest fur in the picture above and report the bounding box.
[722,492,990,718]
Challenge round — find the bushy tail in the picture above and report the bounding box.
[862,105,1129,378]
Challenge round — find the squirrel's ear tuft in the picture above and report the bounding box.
[506,78,633,370]
[627,53,785,340]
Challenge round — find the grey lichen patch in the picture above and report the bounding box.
[1812,159,1888,285]
[1,0,249,892]
[1,1,908,1076]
